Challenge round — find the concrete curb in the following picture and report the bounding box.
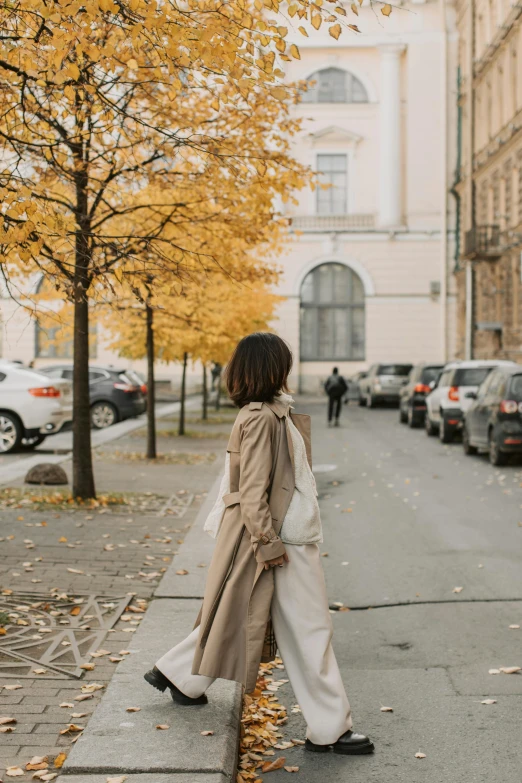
[62,449,242,782]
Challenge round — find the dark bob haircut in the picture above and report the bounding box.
[225,332,293,408]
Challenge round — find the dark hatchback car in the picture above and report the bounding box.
[40,365,146,429]
[399,363,445,428]
[463,364,522,465]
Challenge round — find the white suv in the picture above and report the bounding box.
[0,361,73,453]
[425,360,516,443]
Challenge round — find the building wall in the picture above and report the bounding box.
[455,0,522,362]
[1,0,458,392]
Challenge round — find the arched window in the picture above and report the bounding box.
[300,263,365,360]
[301,68,368,104]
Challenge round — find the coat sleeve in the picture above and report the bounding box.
[239,410,287,563]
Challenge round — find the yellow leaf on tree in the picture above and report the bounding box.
[329,24,342,39]
[381,3,393,15]
[290,44,300,60]
[311,13,322,30]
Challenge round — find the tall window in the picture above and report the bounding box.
[300,263,365,361]
[316,154,347,215]
[301,68,368,103]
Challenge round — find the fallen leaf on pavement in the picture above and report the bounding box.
[33,668,47,674]
[70,606,81,616]
[415,752,426,759]
[156,724,170,730]
[4,684,22,691]
[284,767,299,773]
[481,699,497,705]
[291,739,305,745]
[106,777,127,783]
[70,713,87,718]
[0,716,17,725]
[60,703,74,708]
[26,761,48,772]
[80,663,95,671]
[262,757,286,773]
[126,707,141,713]
[489,668,501,675]
[74,694,92,702]
[509,625,520,629]
[200,730,214,736]
[499,666,521,674]
[67,568,84,574]
[90,650,110,658]
[60,724,84,734]
[176,569,189,575]
[452,587,463,594]
[6,769,24,777]
[0,725,15,733]
[380,706,393,712]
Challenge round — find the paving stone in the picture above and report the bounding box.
[0,409,225,775]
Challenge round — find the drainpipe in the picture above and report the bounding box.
[465,262,474,359]
[440,0,449,362]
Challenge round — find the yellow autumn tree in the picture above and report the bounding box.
[101,265,281,451]
[0,0,356,498]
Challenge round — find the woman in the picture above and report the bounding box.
[145,333,374,755]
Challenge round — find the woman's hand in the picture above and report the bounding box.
[263,553,290,570]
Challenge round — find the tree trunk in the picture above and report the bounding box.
[215,368,222,411]
[72,172,96,500]
[146,303,156,459]
[202,364,208,421]
[179,351,188,436]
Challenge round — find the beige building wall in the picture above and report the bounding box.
[1,0,458,391]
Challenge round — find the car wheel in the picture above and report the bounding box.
[462,426,477,456]
[407,406,420,428]
[399,403,408,424]
[91,401,118,429]
[0,413,22,454]
[20,435,47,450]
[358,395,366,407]
[439,416,454,443]
[489,429,507,466]
[425,414,437,437]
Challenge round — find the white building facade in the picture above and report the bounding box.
[0,0,459,392]
[275,0,459,392]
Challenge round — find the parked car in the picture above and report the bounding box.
[346,371,368,402]
[425,360,516,442]
[399,363,445,427]
[358,363,413,407]
[39,365,146,429]
[463,364,522,465]
[0,361,73,453]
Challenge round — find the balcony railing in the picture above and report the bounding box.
[289,214,376,231]
[463,225,502,260]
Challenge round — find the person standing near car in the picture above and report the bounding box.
[325,367,348,427]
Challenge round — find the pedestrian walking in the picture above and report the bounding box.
[324,367,348,426]
[145,333,374,756]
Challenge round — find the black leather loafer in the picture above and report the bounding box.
[305,730,375,755]
[144,667,208,706]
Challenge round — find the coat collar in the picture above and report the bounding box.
[265,397,291,419]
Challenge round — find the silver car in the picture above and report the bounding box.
[359,363,413,408]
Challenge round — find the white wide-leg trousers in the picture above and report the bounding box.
[155,543,352,745]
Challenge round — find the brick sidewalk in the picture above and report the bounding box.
[0,408,232,779]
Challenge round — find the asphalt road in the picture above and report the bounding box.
[269,400,522,783]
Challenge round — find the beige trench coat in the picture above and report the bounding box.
[191,397,312,693]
